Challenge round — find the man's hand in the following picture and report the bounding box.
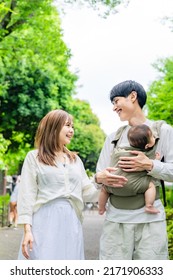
[118,150,153,172]
[96,167,128,187]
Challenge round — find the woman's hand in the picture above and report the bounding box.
[22,226,34,259]
[96,167,128,187]
[118,150,153,172]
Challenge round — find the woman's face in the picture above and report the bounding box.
[59,119,74,146]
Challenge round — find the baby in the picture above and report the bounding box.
[98,124,160,215]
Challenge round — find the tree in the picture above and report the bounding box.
[0,0,58,40]
[146,57,173,126]
[0,134,10,170]
[68,99,106,171]
[56,0,126,17]
[0,0,77,152]
[0,0,106,174]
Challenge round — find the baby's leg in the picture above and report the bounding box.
[145,182,160,214]
[98,187,109,215]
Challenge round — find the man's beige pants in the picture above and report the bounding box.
[99,219,169,260]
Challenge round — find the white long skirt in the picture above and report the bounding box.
[18,198,84,260]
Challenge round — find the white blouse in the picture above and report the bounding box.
[17,150,99,225]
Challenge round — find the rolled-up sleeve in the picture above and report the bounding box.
[96,133,115,172]
[148,123,173,182]
[77,157,100,202]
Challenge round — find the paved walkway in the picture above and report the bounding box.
[0,209,105,260]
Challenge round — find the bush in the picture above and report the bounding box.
[166,208,173,260]
[0,194,10,227]
[163,186,173,260]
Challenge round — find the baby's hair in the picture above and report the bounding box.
[128,125,152,150]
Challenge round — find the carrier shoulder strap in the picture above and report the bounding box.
[160,157,167,207]
[150,120,166,138]
[151,120,167,206]
[111,125,128,146]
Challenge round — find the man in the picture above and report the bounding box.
[95,80,173,260]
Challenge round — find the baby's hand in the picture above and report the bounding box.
[155,152,160,160]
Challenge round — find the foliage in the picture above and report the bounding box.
[0,193,10,227]
[69,122,106,171]
[0,0,77,139]
[146,58,173,126]
[56,0,126,17]
[67,99,106,171]
[165,186,173,208]
[0,193,10,204]
[0,0,75,171]
[166,207,173,260]
[68,98,100,126]
[4,132,32,174]
[0,134,10,170]
[146,55,173,259]
[0,0,106,174]
[163,186,173,260]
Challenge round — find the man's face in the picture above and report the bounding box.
[112,92,136,122]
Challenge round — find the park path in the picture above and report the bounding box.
[0,209,105,260]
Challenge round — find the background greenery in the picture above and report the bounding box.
[1,0,173,174]
[0,0,107,174]
[0,0,173,258]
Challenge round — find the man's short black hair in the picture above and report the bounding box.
[110,80,147,109]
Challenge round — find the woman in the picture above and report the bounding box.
[17,109,99,260]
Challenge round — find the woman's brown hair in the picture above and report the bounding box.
[34,109,76,165]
